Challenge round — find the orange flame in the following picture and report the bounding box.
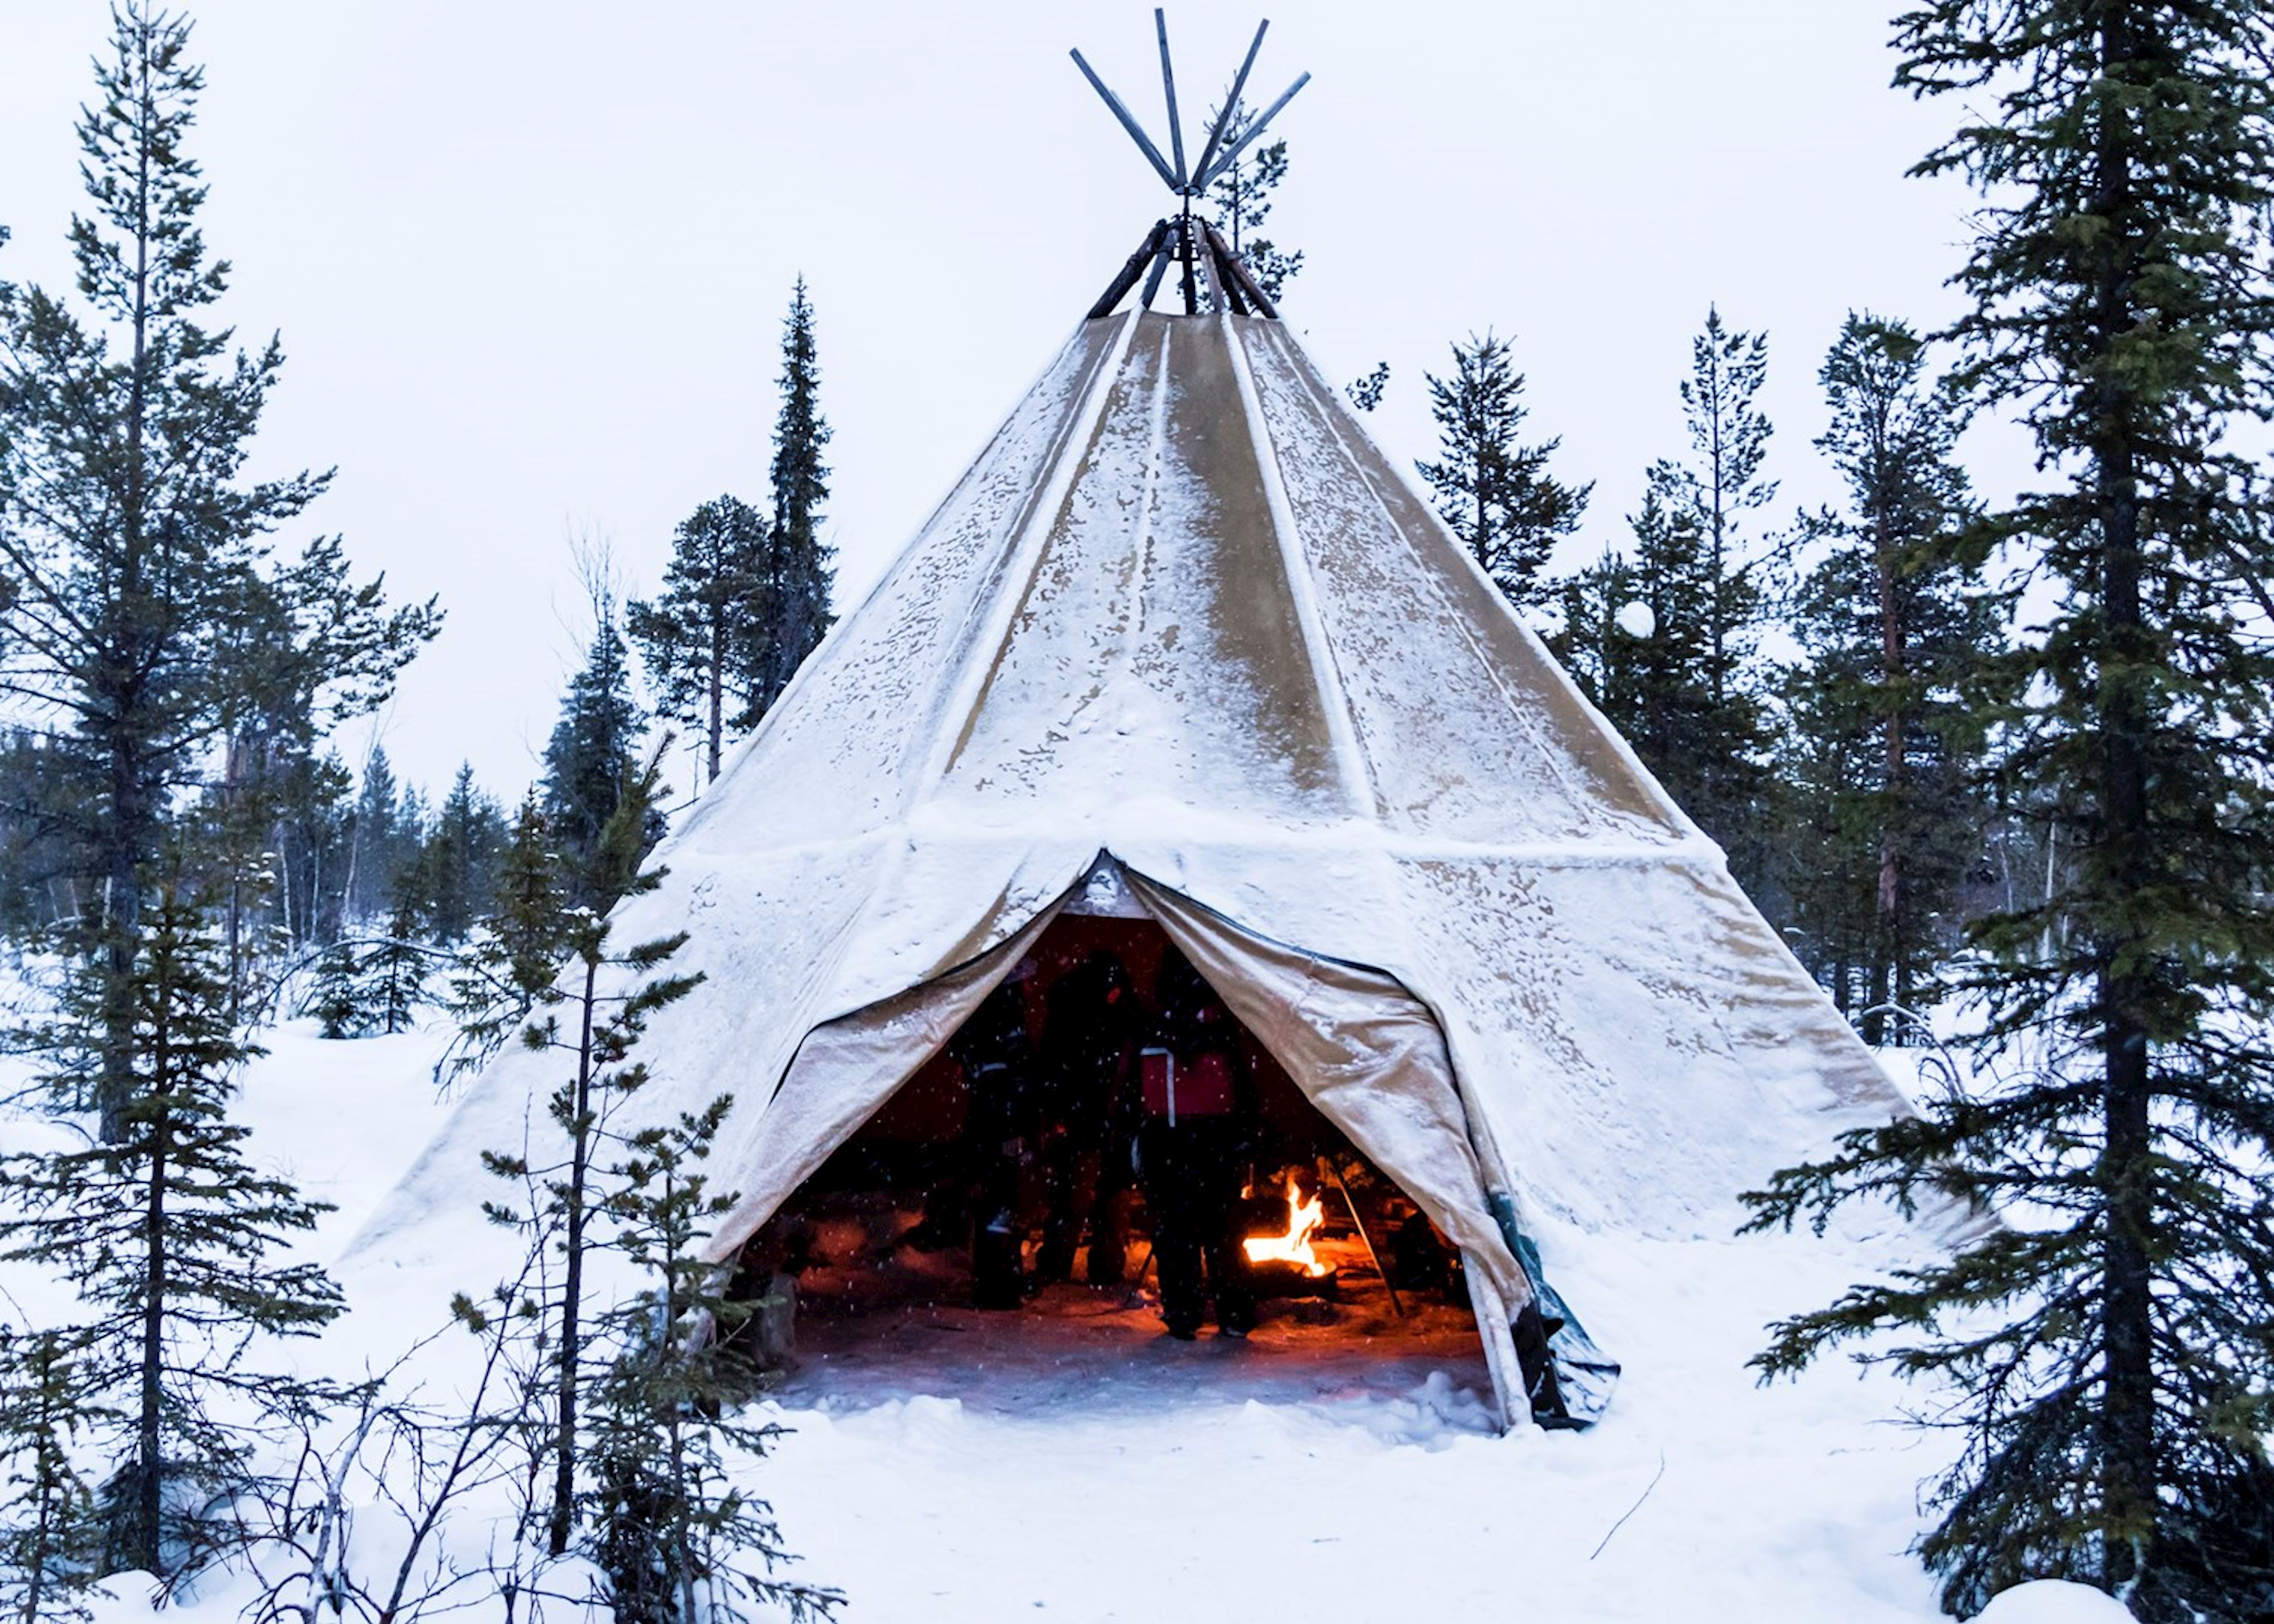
[1243,1176,1329,1277]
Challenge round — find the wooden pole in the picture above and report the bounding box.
[1087,219,1172,320]
[1320,1157,1402,1317]
[1201,220,1278,319]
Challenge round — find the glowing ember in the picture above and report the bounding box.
[1243,1175,1329,1277]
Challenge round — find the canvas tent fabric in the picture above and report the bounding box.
[357,308,1916,1431]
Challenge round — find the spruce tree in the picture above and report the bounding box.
[1415,331,1591,612]
[443,791,574,1085]
[1558,485,1765,845]
[303,939,362,1040]
[203,540,412,977]
[0,729,102,939]
[422,763,506,943]
[1778,315,2000,1042]
[0,874,343,1578]
[543,610,648,909]
[356,891,429,1037]
[0,4,435,1136]
[760,282,835,717]
[582,1099,839,1623]
[1548,545,1645,717]
[0,1328,98,1622]
[1747,6,2274,1616]
[628,496,773,784]
[346,747,405,926]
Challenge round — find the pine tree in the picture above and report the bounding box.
[1658,307,1779,681]
[303,939,363,1039]
[346,747,405,926]
[1548,545,1644,715]
[443,791,574,1085]
[0,1328,99,1623]
[356,891,429,1037]
[0,874,343,1578]
[1746,7,2274,1617]
[1569,312,1778,894]
[582,1099,839,1624]
[480,751,702,1559]
[760,281,835,717]
[1558,484,1765,842]
[543,611,647,910]
[0,5,436,1137]
[1344,362,1389,414]
[1204,104,1301,303]
[1777,315,2001,1042]
[422,764,506,943]
[1415,331,1591,612]
[628,497,773,784]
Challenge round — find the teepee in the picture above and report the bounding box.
[362,21,1921,1433]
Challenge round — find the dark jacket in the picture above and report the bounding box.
[1038,950,1143,1132]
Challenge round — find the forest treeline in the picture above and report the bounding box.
[1,0,2270,1621]
[1410,304,2020,1049]
[0,267,836,1033]
[0,8,843,1620]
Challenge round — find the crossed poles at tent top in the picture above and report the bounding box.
[1071,11,1309,321]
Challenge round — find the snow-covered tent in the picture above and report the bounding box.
[361,302,1918,1432]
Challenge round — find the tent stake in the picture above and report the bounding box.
[1320,1157,1401,1317]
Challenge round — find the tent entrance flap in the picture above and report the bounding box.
[707,857,1617,1431]
[1120,869,1616,1428]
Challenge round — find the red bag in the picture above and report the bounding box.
[1139,1046,1235,1123]
[1181,1050,1236,1115]
[1139,1048,1176,1120]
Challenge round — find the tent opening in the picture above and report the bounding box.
[723,910,1500,1418]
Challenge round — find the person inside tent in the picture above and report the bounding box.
[948,960,1041,1310]
[1134,948,1259,1341]
[1036,948,1143,1285]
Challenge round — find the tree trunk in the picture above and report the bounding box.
[98,18,159,1145]
[665,1189,699,1624]
[2091,5,2156,1587]
[706,616,725,785]
[1708,362,1726,711]
[23,1340,57,1623]
[1876,491,1908,1044]
[548,955,600,1558]
[134,1056,171,1572]
[98,755,148,1141]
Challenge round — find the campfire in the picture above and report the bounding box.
[1243,1175,1330,1279]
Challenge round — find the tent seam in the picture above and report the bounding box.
[912,309,1145,806]
[1260,322,1702,845]
[1218,312,1381,824]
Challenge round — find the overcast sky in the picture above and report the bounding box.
[0,0,2007,802]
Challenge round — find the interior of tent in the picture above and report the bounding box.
[710,860,1592,1430]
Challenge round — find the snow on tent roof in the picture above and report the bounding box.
[353,307,1918,1429]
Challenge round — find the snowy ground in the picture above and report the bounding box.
[0,1014,2119,1623]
